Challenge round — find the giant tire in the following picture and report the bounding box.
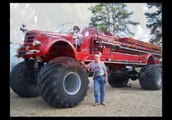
[108,71,129,88]
[10,60,42,97]
[139,65,162,90]
[37,57,89,108]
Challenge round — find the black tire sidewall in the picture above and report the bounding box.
[108,71,129,88]
[10,61,39,97]
[37,57,89,108]
[55,67,88,102]
[139,65,162,90]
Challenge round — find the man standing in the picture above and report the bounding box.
[81,54,108,106]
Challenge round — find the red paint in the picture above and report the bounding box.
[17,28,162,66]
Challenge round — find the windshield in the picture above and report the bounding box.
[54,22,76,34]
[54,22,102,40]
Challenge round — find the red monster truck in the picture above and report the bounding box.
[10,24,162,108]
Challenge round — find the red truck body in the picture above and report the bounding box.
[17,27,161,67]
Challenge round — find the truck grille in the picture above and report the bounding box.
[24,33,37,43]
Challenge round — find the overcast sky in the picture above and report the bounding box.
[10,3,152,42]
[10,3,156,68]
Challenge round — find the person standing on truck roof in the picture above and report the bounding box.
[81,53,108,106]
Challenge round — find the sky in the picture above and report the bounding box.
[10,3,152,42]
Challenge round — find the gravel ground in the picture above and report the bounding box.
[10,78,162,117]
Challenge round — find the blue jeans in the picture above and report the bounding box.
[93,76,105,103]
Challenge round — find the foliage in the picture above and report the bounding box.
[145,3,162,45]
[88,3,139,37]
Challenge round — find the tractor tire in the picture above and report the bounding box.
[108,71,129,88]
[10,60,42,97]
[139,65,162,90]
[37,57,89,108]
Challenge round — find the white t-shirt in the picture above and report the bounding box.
[86,61,107,77]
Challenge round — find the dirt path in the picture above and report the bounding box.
[10,78,162,116]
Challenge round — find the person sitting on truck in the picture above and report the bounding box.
[81,53,108,106]
[72,25,83,48]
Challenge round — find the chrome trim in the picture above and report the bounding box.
[84,60,147,66]
[33,40,41,46]
[95,40,162,56]
[111,52,139,57]
[25,50,40,54]
[96,41,120,47]
[119,46,162,56]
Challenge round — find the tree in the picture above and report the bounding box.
[88,3,139,37]
[145,3,162,45]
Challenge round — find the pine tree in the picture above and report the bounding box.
[88,3,139,37]
[145,3,162,45]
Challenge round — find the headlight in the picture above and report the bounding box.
[33,40,41,46]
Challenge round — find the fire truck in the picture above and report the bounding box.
[10,25,162,108]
